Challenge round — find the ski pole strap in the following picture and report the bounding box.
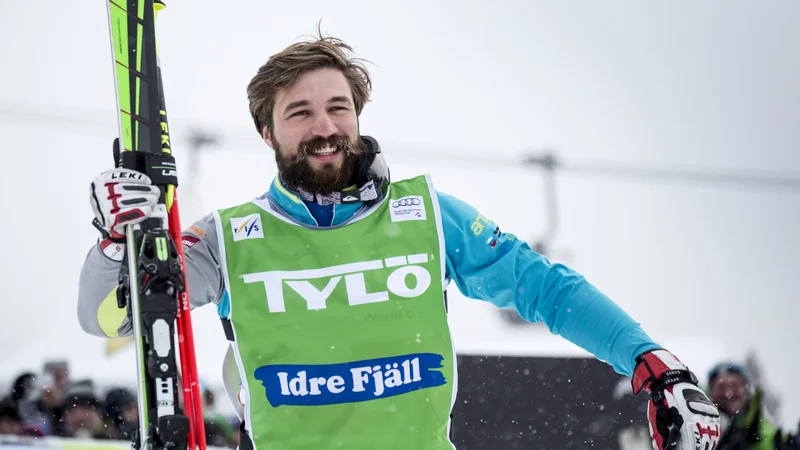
[238,421,254,450]
[120,151,179,187]
[221,318,235,342]
[632,349,698,394]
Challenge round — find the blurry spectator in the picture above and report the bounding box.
[61,381,106,439]
[43,361,70,393]
[228,419,241,449]
[0,399,46,438]
[7,372,54,436]
[5,373,35,408]
[0,401,22,436]
[708,362,798,450]
[35,371,65,436]
[203,420,231,448]
[104,388,138,441]
[202,385,235,448]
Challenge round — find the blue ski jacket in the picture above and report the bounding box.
[77,174,660,377]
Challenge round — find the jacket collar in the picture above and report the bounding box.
[266,175,364,227]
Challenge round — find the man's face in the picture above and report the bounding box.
[121,404,138,424]
[51,367,69,390]
[38,373,62,409]
[709,373,750,416]
[64,405,102,437]
[264,68,363,195]
[40,385,62,409]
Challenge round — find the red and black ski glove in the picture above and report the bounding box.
[632,349,721,450]
[90,167,160,261]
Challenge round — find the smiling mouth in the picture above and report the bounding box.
[307,146,340,156]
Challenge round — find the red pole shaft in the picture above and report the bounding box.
[176,310,196,450]
[169,192,207,450]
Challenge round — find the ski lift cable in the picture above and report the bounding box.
[2,99,800,192]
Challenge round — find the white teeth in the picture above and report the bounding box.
[309,146,338,156]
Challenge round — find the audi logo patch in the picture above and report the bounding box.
[390,195,427,223]
[391,198,422,208]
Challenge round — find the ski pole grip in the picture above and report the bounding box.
[113,138,122,168]
[119,151,179,187]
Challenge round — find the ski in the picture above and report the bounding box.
[103,1,206,449]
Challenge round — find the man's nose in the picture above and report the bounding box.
[311,112,337,137]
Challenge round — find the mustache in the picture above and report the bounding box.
[282,135,358,166]
[301,135,359,156]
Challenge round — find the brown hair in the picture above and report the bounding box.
[247,30,373,136]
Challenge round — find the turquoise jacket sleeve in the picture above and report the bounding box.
[437,191,660,377]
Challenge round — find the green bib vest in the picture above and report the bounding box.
[214,175,457,450]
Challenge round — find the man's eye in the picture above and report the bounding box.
[329,106,348,112]
[290,110,310,118]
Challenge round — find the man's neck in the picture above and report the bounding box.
[288,180,380,206]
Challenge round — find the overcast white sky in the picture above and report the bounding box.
[1,0,799,428]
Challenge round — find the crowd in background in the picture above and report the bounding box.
[0,361,239,448]
[2,359,799,449]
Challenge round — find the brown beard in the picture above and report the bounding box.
[274,134,364,195]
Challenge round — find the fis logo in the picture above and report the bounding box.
[254,353,447,407]
[230,214,264,241]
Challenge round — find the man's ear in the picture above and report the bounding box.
[261,125,274,149]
